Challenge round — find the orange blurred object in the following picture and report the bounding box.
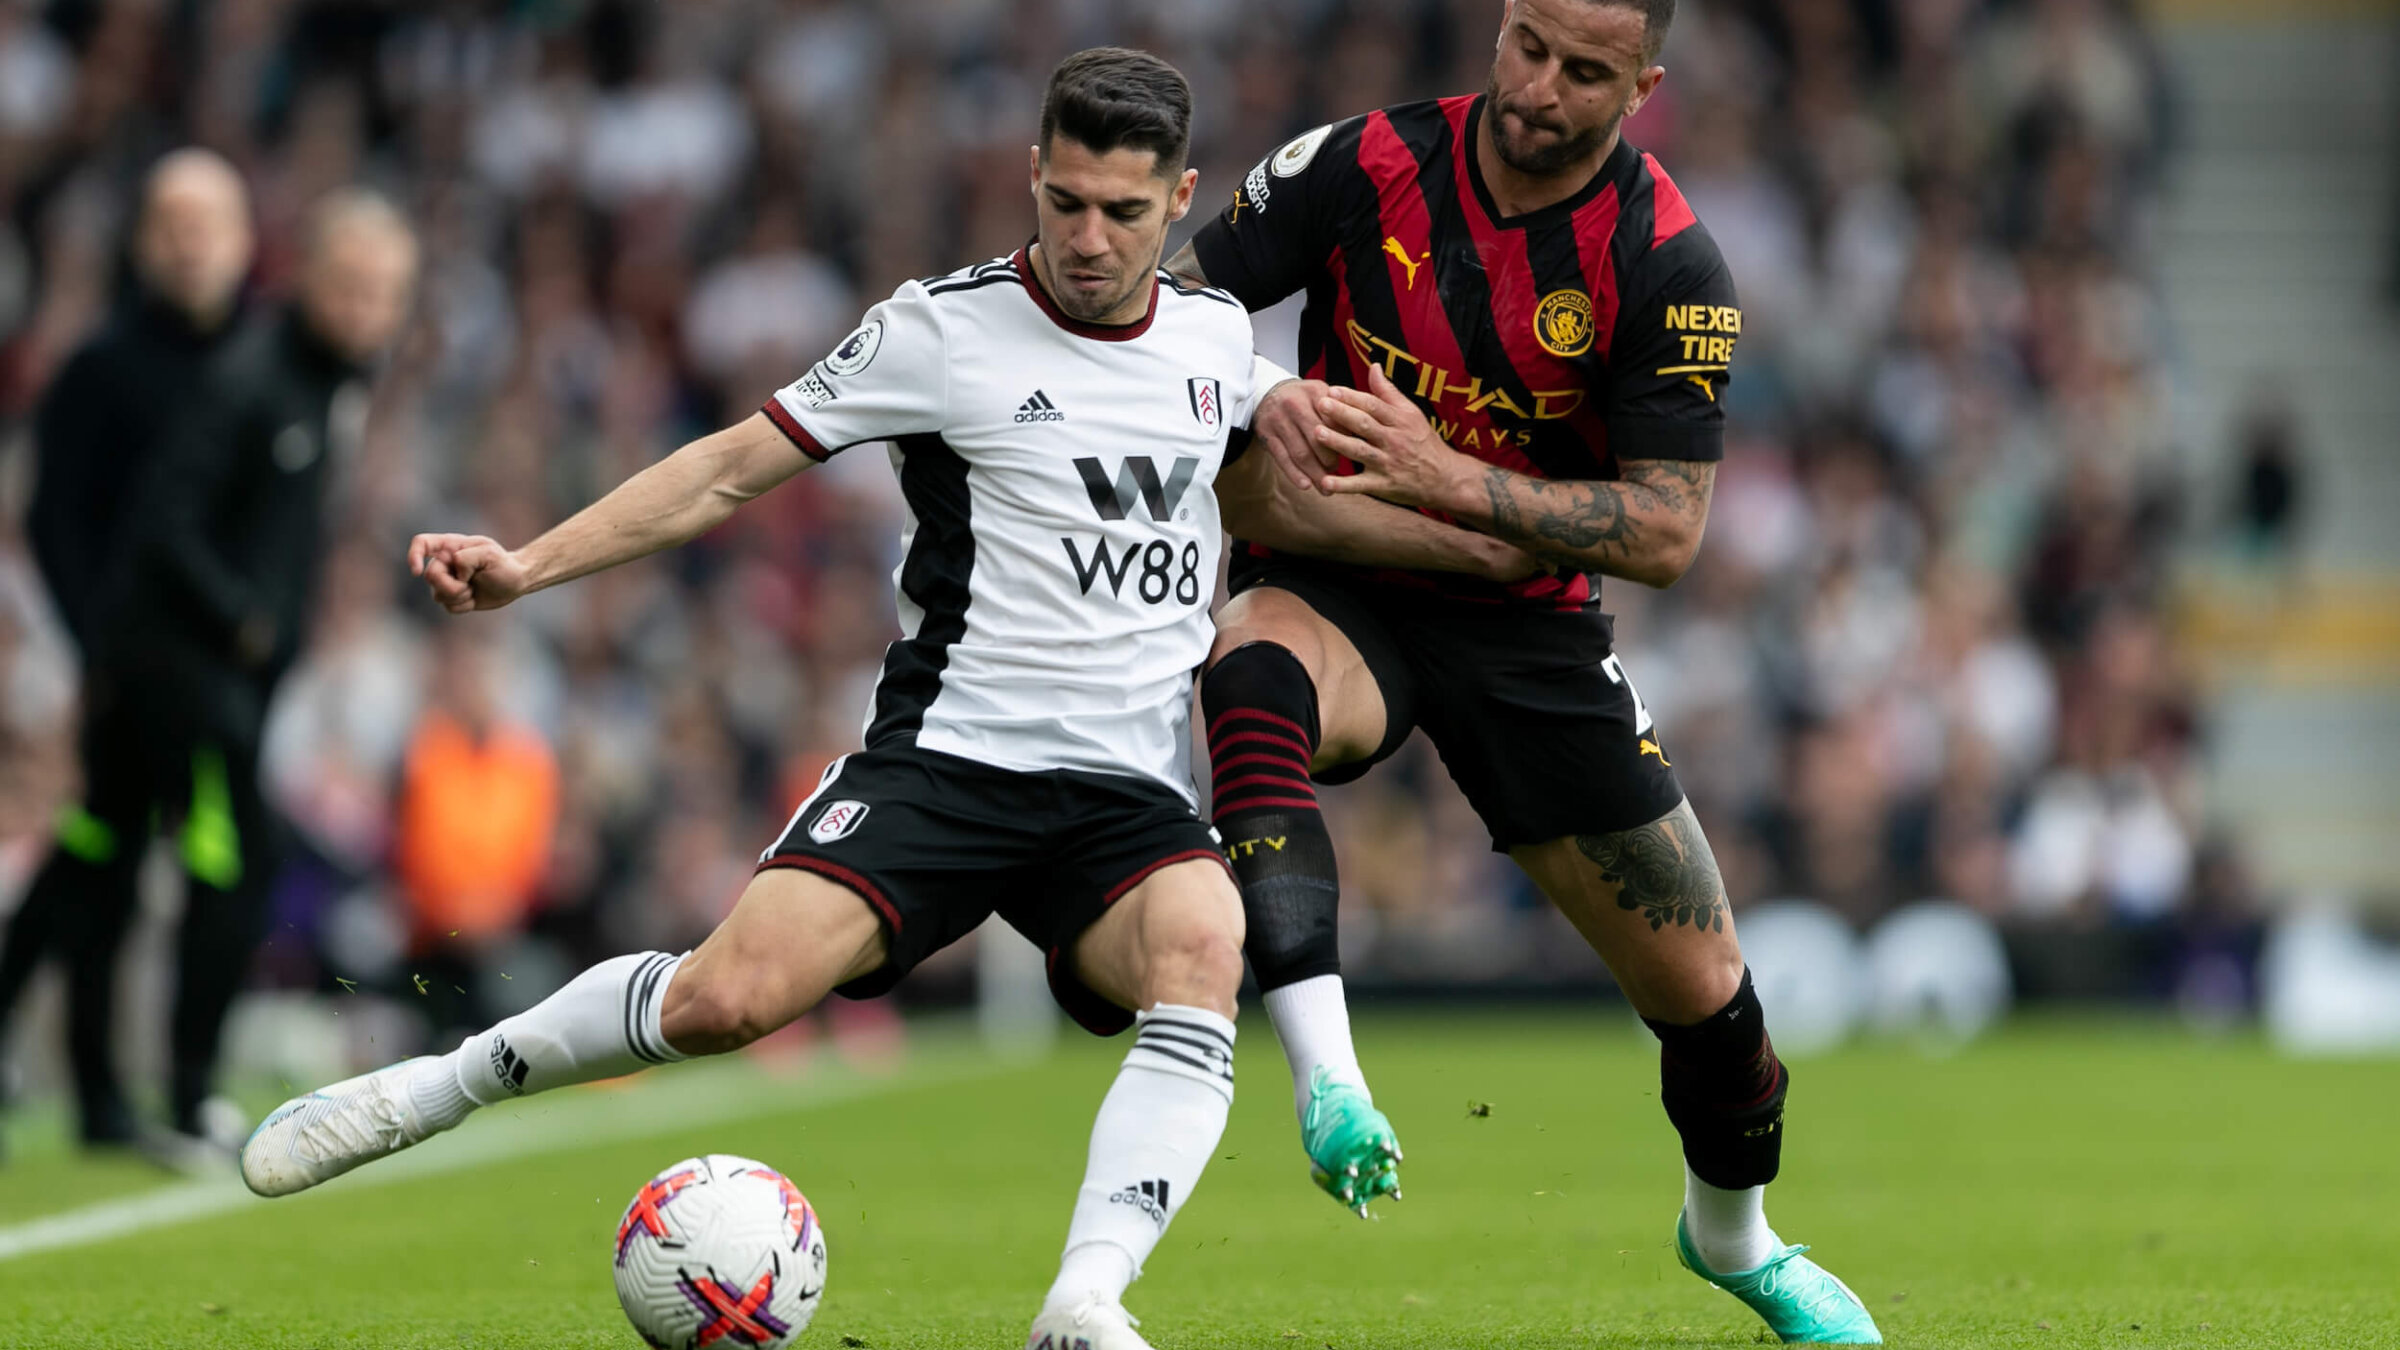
[393,709,560,947]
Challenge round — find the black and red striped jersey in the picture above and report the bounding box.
[1189,94,1740,610]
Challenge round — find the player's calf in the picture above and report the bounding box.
[242,870,886,1198]
[1101,871,1246,1018]
[1202,640,1342,1000]
[241,949,693,1197]
[1518,804,1784,1267]
[1201,643,1347,1084]
[1202,640,1402,1211]
[1648,968,1788,1194]
[1034,862,1242,1338]
[1646,967,1794,1281]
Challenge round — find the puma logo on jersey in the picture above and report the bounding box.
[1382,236,1431,290]
[1687,374,1716,402]
[1015,390,1065,423]
[1639,738,1670,765]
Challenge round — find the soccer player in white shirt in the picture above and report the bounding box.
[240,48,1532,1350]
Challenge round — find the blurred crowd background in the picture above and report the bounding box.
[0,0,2343,1069]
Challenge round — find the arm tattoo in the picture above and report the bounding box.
[1478,468,1640,558]
[1621,459,1709,517]
[1472,460,1715,576]
[1482,466,1525,538]
[1574,799,1729,933]
[1163,241,1209,288]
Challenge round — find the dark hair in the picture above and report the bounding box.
[1600,0,1678,63]
[1038,47,1192,177]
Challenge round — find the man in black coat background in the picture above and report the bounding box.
[2,180,417,1161]
[0,149,254,1150]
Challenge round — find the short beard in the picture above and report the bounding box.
[1483,67,1621,177]
[1042,237,1163,324]
[1052,273,1134,322]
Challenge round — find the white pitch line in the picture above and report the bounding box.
[0,1039,1012,1265]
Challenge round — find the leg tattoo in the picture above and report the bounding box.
[1574,800,1729,933]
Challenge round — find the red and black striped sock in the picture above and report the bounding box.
[1201,642,1340,991]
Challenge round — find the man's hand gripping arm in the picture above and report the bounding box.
[1308,365,1714,589]
[1218,377,1541,584]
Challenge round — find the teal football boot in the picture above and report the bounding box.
[1675,1212,1882,1344]
[1300,1066,1401,1217]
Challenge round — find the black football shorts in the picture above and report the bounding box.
[1231,561,1684,851]
[757,743,1229,1034]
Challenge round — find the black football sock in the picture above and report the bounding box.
[1202,642,1353,1115]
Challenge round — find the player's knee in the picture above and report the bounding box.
[1138,895,1246,1012]
[1146,931,1244,1013]
[1646,968,1788,1189]
[659,965,779,1057]
[1635,948,1745,1026]
[1200,640,1320,741]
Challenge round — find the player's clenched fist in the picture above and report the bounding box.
[407,532,531,613]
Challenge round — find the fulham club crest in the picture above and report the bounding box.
[1187,376,1222,428]
[807,800,870,844]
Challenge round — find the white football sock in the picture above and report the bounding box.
[1044,1004,1235,1310]
[1682,1164,1779,1274]
[409,951,688,1131]
[1262,974,1365,1121]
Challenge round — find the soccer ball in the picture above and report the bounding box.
[613,1154,829,1348]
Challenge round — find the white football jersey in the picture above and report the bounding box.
[763,248,1276,803]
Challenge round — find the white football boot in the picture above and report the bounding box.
[1025,1295,1151,1350]
[240,1056,448,1197]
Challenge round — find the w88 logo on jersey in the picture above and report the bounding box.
[1061,536,1203,605]
[1060,454,1205,605]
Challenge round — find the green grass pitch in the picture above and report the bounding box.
[1,1012,2394,1348]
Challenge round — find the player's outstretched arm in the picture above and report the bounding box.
[1217,433,1541,583]
[1311,365,1715,589]
[409,411,809,613]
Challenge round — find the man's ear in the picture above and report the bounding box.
[1626,65,1666,121]
[1168,167,1198,223]
[1027,144,1043,197]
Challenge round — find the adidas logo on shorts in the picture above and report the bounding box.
[1014,390,1065,423]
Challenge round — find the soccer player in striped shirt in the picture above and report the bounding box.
[240,48,1531,1350]
[1169,1,1878,1341]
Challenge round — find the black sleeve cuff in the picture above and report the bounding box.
[1607,414,1724,463]
[1187,225,1263,312]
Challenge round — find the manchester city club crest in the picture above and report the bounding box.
[1534,289,1595,358]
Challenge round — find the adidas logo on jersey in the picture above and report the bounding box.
[1015,390,1065,423]
[1107,1178,1173,1230]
